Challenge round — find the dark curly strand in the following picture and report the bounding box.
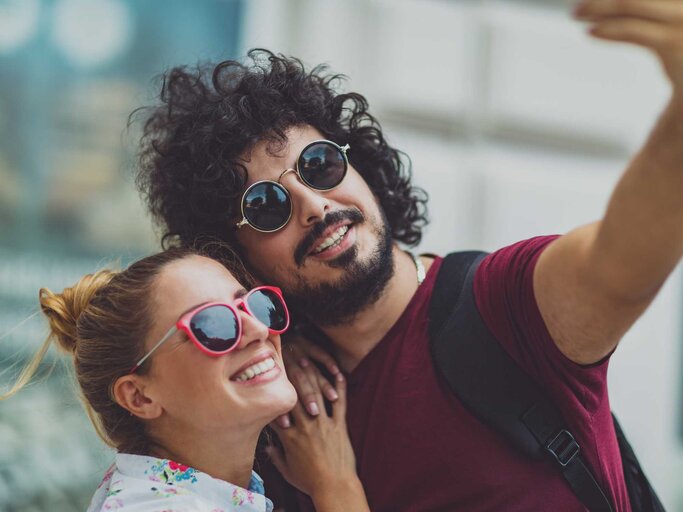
[134,49,428,249]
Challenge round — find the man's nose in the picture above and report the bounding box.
[280,170,331,226]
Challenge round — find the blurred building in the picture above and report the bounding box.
[241,0,682,508]
[0,0,681,510]
[0,1,243,510]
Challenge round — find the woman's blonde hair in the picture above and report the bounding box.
[2,243,251,454]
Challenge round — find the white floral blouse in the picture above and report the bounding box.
[87,453,274,512]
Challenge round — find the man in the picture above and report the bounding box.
[134,2,683,510]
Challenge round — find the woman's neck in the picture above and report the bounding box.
[149,422,262,490]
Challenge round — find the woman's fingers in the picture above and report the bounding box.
[300,357,339,402]
[283,333,340,409]
[274,413,292,429]
[331,374,347,424]
[274,396,313,429]
[282,335,306,363]
[288,362,325,417]
[300,341,342,378]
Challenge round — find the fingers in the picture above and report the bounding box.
[271,398,309,432]
[281,331,344,417]
[575,0,683,24]
[282,336,305,366]
[574,0,683,52]
[573,0,683,89]
[274,413,291,429]
[331,373,347,424]
[588,18,672,50]
[287,363,324,417]
[300,342,342,378]
[287,398,314,428]
[300,357,339,402]
[282,331,343,401]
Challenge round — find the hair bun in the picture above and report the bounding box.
[39,270,116,354]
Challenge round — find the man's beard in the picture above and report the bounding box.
[283,209,394,327]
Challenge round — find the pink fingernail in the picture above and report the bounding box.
[327,389,339,401]
[332,365,341,374]
[299,358,310,367]
[279,416,291,428]
[308,402,320,415]
[336,373,345,382]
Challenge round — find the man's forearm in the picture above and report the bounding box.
[592,99,683,303]
[534,1,683,364]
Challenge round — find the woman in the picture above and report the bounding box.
[1,246,369,511]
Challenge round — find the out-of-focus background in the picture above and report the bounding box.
[0,0,680,510]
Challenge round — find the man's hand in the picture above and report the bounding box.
[275,333,343,428]
[575,0,683,94]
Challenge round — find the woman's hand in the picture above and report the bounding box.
[275,332,343,427]
[267,374,370,512]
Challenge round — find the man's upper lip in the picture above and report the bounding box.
[307,221,354,255]
[229,351,276,380]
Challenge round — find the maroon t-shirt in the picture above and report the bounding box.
[265,236,631,511]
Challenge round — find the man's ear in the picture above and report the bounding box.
[113,374,163,420]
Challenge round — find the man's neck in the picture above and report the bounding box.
[320,245,431,372]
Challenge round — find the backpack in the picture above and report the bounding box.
[428,251,665,512]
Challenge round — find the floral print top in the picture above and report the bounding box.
[87,453,273,512]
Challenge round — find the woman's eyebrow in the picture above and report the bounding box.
[178,288,248,315]
[179,302,209,316]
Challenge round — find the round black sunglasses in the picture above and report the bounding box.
[235,139,350,233]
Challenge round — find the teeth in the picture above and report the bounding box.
[234,357,276,382]
[312,225,349,254]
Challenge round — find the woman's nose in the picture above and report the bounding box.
[235,302,269,349]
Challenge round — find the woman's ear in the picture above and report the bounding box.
[113,374,163,420]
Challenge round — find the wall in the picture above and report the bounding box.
[242,0,683,507]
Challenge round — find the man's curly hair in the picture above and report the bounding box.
[134,49,428,249]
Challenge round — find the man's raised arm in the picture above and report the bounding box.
[534,0,683,364]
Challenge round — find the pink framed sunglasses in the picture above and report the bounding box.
[130,286,289,373]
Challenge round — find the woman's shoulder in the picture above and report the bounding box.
[87,454,273,512]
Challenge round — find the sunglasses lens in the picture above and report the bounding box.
[190,305,239,352]
[298,142,347,190]
[247,289,289,332]
[243,182,291,232]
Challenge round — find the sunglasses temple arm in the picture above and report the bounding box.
[129,325,178,373]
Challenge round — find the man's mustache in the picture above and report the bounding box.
[294,208,365,266]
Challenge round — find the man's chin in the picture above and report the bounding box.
[284,234,393,326]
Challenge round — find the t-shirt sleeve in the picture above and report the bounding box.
[473,235,611,414]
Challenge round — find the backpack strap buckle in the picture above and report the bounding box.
[546,430,580,467]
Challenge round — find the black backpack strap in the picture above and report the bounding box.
[612,414,666,511]
[429,252,613,512]
[428,251,486,341]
